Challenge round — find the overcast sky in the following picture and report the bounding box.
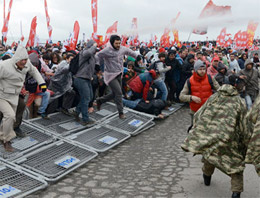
[1,0,260,44]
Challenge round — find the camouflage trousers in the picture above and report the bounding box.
[202,159,243,192]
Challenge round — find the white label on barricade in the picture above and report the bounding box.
[99,136,118,145]
[95,109,112,116]
[59,122,82,130]
[128,119,143,127]
[0,185,21,198]
[168,107,174,111]
[12,137,39,150]
[55,156,80,169]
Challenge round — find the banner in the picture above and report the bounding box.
[26,16,37,48]
[44,0,52,42]
[193,0,231,35]
[216,27,226,47]
[160,27,170,48]
[91,0,98,39]
[104,21,118,44]
[1,0,13,43]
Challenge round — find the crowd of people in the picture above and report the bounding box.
[0,36,260,198]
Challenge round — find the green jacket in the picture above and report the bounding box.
[181,84,248,175]
[245,95,260,176]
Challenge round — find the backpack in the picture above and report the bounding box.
[25,76,38,93]
[69,53,80,75]
[147,60,160,71]
[187,74,214,94]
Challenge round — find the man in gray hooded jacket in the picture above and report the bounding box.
[0,45,45,152]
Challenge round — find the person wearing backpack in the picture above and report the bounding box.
[72,40,97,126]
[180,60,219,133]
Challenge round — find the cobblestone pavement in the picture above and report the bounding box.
[29,107,259,198]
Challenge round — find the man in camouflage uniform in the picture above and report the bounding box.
[245,94,260,177]
[181,75,248,198]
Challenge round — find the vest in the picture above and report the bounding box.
[189,73,213,112]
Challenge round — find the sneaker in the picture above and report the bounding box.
[37,112,50,120]
[96,99,102,111]
[203,174,211,186]
[3,141,14,152]
[14,127,27,138]
[79,120,95,126]
[232,192,241,198]
[71,111,80,122]
[119,113,126,119]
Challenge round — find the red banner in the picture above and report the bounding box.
[26,16,37,48]
[216,27,226,47]
[91,0,98,38]
[1,0,13,43]
[104,21,118,44]
[193,0,231,35]
[44,0,52,42]
[247,21,258,48]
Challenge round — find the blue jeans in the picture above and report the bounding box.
[245,95,252,109]
[122,98,141,109]
[74,78,93,122]
[37,92,50,114]
[154,80,168,101]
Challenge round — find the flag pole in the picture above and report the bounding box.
[187,30,192,41]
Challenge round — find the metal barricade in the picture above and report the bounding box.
[133,121,156,135]
[67,125,130,152]
[24,112,87,137]
[88,102,118,122]
[0,123,55,161]
[161,103,183,116]
[13,140,98,182]
[0,160,47,198]
[103,109,154,136]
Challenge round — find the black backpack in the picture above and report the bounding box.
[69,53,80,75]
[25,76,38,93]
[147,60,160,71]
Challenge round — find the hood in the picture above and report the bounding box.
[12,45,29,63]
[146,51,154,60]
[244,59,254,68]
[29,53,40,67]
[211,56,220,62]
[218,84,239,96]
[217,62,227,73]
[86,40,95,49]
[149,69,157,79]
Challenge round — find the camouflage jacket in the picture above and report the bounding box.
[181,84,248,175]
[245,95,260,176]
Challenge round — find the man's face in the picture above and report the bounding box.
[16,59,27,70]
[159,56,165,63]
[220,68,226,74]
[246,63,253,70]
[113,40,121,50]
[169,54,175,60]
[189,58,195,64]
[67,56,74,63]
[230,54,235,61]
[212,60,219,67]
[217,53,222,60]
[197,54,202,60]
[197,67,206,77]
[43,59,49,65]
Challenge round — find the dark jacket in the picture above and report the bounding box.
[165,57,181,82]
[135,99,166,116]
[214,62,229,86]
[181,54,195,81]
[75,40,96,80]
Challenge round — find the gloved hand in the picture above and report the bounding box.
[39,83,47,92]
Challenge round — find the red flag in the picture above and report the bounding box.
[193,0,231,35]
[20,21,24,42]
[91,0,98,39]
[104,21,118,44]
[233,30,242,48]
[216,28,226,47]
[160,27,170,48]
[240,31,249,48]
[26,16,37,48]
[1,0,13,43]
[246,21,258,48]
[121,35,128,46]
[44,0,52,42]
[173,30,181,48]
[65,21,80,51]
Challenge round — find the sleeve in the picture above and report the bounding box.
[179,80,191,103]
[157,63,170,73]
[95,49,106,66]
[142,80,150,101]
[82,45,97,60]
[27,61,45,85]
[124,47,138,59]
[212,77,220,91]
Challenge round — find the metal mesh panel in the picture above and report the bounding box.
[0,123,54,161]
[105,111,153,135]
[161,104,182,116]
[89,102,118,122]
[0,162,47,198]
[132,121,156,136]
[14,141,97,181]
[68,125,130,152]
[26,113,86,136]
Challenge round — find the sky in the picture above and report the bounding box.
[0,0,260,44]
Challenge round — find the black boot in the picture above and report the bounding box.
[232,192,241,198]
[203,174,211,186]
[14,127,27,138]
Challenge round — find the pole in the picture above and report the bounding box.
[187,31,192,42]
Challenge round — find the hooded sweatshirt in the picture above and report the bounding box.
[95,37,137,85]
[0,45,44,106]
[75,40,97,80]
